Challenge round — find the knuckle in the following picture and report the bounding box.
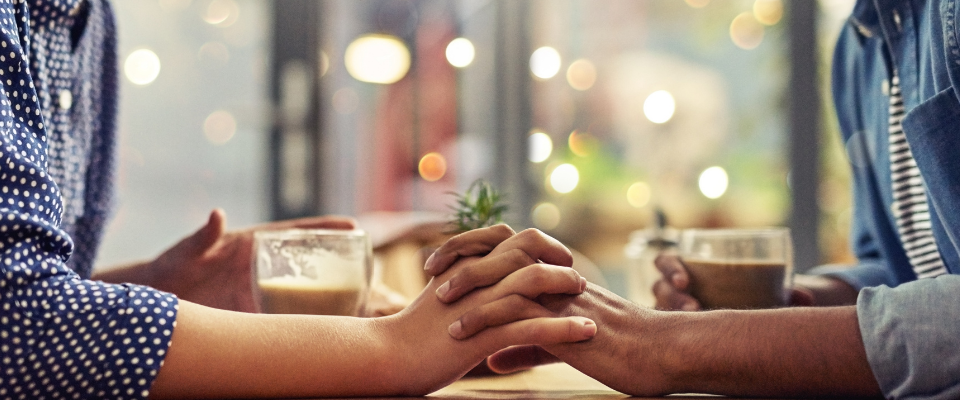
[492,224,516,237]
[516,228,543,244]
[507,248,537,267]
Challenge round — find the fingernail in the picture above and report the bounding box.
[435,281,450,299]
[581,320,597,338]
[579,277,587,292]
[448,320,463,338]
[681,303,697,311]
[424,253,436,271]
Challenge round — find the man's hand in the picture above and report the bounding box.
[96,209,355,312]
[457,283,881,398]
[653,254,858,310]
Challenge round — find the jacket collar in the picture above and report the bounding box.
[850,0,881,38]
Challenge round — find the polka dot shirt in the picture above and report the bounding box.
[0,1,179,399]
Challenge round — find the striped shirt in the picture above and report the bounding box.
[888,75,948,279]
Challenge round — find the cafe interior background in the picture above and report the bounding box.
[98,0,858,301]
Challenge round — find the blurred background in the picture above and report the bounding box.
[97,0,859,297]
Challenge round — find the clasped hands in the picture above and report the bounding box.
[421,225,678,397]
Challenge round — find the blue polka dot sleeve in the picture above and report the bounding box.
[0,1,180,399]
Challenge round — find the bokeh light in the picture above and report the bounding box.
[445,38,475,68]
[550,164,579,194]
[568,130,598,157]
[566,59,597,91]
[530,46,562,80]
[319,51,330,77]
[531,202,561,230]
[124,49,161,86]
[528,131,553,163]
[699,166,729,199]
[643,90,676,124]
[753,0,783,25]
[627,182,651,208]
[730,12,765,50]
[203,110,237,145]
[685,0,710,8]
[203,0,239,27]
[345,34,411,84]
[419,152,447,182]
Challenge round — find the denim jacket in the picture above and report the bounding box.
[831,0,960,398]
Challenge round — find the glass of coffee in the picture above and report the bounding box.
[679,228,792,309]
[254,229,372,316]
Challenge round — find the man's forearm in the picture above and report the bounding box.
[667,306,880,397]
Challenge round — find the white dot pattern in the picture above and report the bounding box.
[0,1,179,400]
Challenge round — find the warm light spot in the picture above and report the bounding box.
[203,0,239,27]
[530,46,561,80]
[753,0,783,25]
[345,34,411,84]
[699,166,729,199]
[445,38,475,68]
[730,12,765,50]
[685,0,710,8]
[319,51,330,77]
[643,90,675,124]
[566,59,596,91]
[419,152,448,182]
[204,110,237,145]
[124,49,161,86]
[531,202,561,230]
[550,164,579,194]
[568,130,598,157]
[528,131,553,163]
[627,182,651,208]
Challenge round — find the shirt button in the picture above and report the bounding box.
[58,90,72,110]
[892,10,903,32]
[882,79,890,95]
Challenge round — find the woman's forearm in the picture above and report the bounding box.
[150,301,396,399]
[667,306,880,397]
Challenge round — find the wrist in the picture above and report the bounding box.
[794,274,858,306]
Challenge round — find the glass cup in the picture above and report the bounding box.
[679,228,793,309]
[253,229,372,316]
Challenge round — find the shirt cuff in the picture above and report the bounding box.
[857,275,960,399]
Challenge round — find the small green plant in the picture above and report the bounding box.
[448,180,509,233]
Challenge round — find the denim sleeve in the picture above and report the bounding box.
[857,275,960,400]
[810,261,898,291]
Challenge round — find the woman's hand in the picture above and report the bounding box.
[380,256,595,395]
[97,209,355,312]
[424,225,573,303]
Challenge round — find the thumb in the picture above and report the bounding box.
[789,286,816,306]
[178,209,227,256]
[487,345,561,374]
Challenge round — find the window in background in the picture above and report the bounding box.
[312,0,805,277]
[97,0,269,267]
[523,0,791,270]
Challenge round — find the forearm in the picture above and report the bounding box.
[151,301,398,399]
[666,306,880,397]
[92,260,155,285]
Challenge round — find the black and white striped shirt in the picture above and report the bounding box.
[888,75,948,279]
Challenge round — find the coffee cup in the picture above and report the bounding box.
[679,228,792,309]
[253,229,372,316]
